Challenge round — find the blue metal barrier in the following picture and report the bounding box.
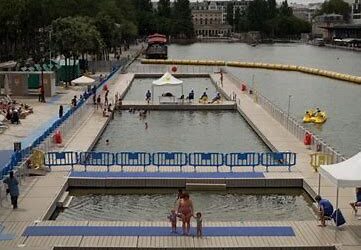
[44,152,78,169]
[116,152,151,171]
[79,152,115,171]
[225,152,260,171]
[260,152,296,171]
[188,153,224,171]
[152,152,188,171]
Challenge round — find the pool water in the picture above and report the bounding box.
[94,111,269,152]
[124,77,218,102]
[53,188,315,221]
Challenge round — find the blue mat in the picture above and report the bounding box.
[0,234,14,241]
[23,226,294,237]
[69,171,264,179]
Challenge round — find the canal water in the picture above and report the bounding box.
[54,188,315,221]
[169,43,361,157]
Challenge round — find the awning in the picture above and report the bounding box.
[152,72,183,86]
[71,76,95,85]
[319,152,361,188]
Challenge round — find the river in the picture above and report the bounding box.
[168,43,361,157]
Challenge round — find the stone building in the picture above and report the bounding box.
[192,9,232,37]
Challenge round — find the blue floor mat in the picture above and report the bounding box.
[0,234,14,240]
[23,226,294,237]
[0,150,13,171]
[69,171,264,179]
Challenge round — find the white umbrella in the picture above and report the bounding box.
[71,76,95,86]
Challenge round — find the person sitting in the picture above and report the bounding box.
[211,92,221,103]
[305,111,311,118]
[199,92,208,103]
[186,90,195,102]
[11,109,20,124]
[315,195,334,227]
[313,108,321,117]
[350,187,361,214]
[178,94,185,102]
[102,108,109,117]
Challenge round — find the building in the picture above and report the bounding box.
[190,0,252,25]
[192,9,232,37]
[351,0,361,23]
[290,3,322,23]
[312,14,345,39]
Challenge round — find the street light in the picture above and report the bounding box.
[40,44,45,103]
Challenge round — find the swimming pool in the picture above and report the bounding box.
[94,111,269,152]
[124,77,218,102]
[53,188,315,221]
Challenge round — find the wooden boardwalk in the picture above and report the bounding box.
[0,72,360,249]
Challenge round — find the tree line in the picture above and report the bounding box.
[227,0,311,38]
[0,0,193,63]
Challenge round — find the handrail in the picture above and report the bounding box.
[0,64,123,180]
[226,70,346,163]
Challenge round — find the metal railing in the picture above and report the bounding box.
[226,70,346,163]
[127,64,220,74]
[44,151,296,172]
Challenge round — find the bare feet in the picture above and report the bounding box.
[317,224,326,227]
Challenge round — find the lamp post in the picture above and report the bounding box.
[40,44,45,103]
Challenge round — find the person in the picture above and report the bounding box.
[102,108,109,117]
[96,95,101,110]
[3,171,19,209]
[313,108,321,117]
[167,209,178,233]
[187,90,194,102]
[305,111,311,119]
[145,90,151,103]
[59,105,64,118]
[178,192,194,235]
[105,90,109,106]
[177,189,183,201]
[11,109,20,124]
[220,71,223,87]
[145,122,148,129]
[41,85,45,102]
[71,96,77,107]
[315,195,334,227]
[38,85,42,102]
[200,92,208,102]
[211,92,221,103]
[106,139,110,146]
[350,187,361,214]
[93,93,96,105]
[194,212,203,237]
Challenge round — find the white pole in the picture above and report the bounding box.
[336,187,339,227]
[318,172,321,195]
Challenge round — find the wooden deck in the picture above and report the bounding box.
[119,100,236,110]
[0,72,360,249]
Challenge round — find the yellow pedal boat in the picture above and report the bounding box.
[303,109,327,124]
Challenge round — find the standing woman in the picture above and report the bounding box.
[3,171,19,209]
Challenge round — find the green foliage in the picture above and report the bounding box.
[226,2,234,26]
[236,0,311,37]
[0,0,194,61]
[315,0,351,21]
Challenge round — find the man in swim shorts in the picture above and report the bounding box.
[315,195,334,227]
[178,192,194,235]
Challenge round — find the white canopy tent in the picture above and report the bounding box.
[71,76,95,86]
[319,152,361,214]
[151,72,183,102]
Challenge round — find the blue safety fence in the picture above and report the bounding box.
[79,152,115,171]
[43,151,297,172]
[116,152,151,171]
[260,152,297,171]
[188,152,224,171]
[44,152,78,169]
[152,152,188,171]
[225,152,260,171]
[0,64,123,180]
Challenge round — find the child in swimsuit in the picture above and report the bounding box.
[168,209,178,233]
[195,212,203,237]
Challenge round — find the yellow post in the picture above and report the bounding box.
[30,149,45,169]
[310,153,333,172]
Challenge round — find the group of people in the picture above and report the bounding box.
[128,108,148,129]
[0,100,33,125]
[145,89,221,104]
[316,187,361,227]
[167,190,202,237]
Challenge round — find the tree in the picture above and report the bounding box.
[234,7,241,33]
[315,0,351,21]
[279,0,293,17]
[158,0,171,18]
[172,0,194,38]
[226,2,234,27]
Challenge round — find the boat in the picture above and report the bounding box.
[145,33,168,59]
[303,109,327,124]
